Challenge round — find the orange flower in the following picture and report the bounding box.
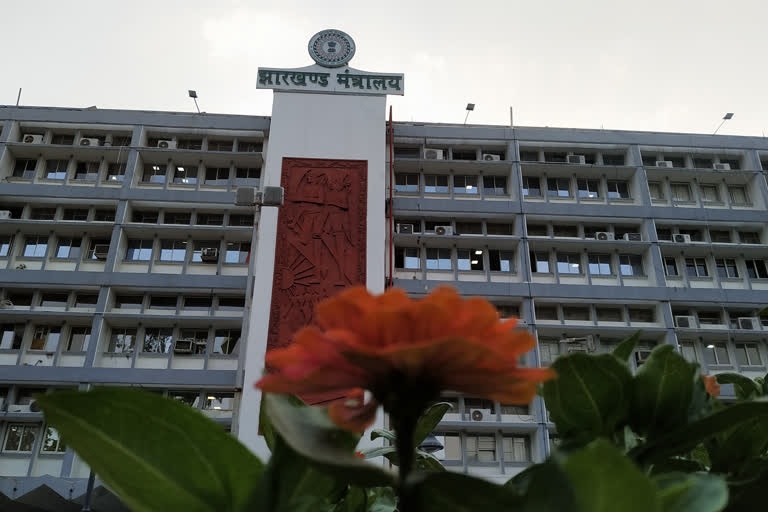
[703,374,721,397]
[257,286,554,431]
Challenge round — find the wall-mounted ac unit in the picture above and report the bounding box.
[22,134,43,144]
[8,400,37,413]
[0,210,11,220]
[396,223,414,234]
[201,247,219,262]
[655,160,673,168]
[675,315,695,328]
[174,339,194,353]
[470,408,492,422]
[424,148,444,160]
[157,140,176,149]
[673,234,692,243]
[567,155,586,165]
[79,137,100,147]
[596,231,615,241]
[434,225,453,236]
[713,163,731,171]
[738,317,758,330]
[560,335,595,352]
[93,244,110,260]
[482,153,501,161]
[623,233,642,241]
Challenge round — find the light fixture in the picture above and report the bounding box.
[464,103,475,124]
[466,185,473,190]
[207,396,216,400]
[713,112,734,135]
[188,90,201,114]
[474,250,483,255]
[213,406,222,410]
[177,166,184,172]
[706,344,715,349]
[471,260,479,264]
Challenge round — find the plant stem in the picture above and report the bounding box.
[395,412,417,512]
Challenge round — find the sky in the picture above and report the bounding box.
[1,0,767,136]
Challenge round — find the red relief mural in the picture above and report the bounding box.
[267,157,368,363]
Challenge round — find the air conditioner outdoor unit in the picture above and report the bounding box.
[656,160,673,168]
[396,223,414,234]
[635,350,652,366]
[738,317,758,330]
[623,233,642,241]
[174,339,194,353]
[8,400,37,413]
[675,315,695,328]
[482,153,501,161]
[560,335,596,352]
[93,244,110,260]
[0,299,13,309]
[673,234,692,243]
[567,155,586,165]
[470,409,492,422]
[713,163,731,171]
[201,247,219,262]
[434,225,453,236]
[0,210,11,219]
[22,134,44,144]
[423,148,444,160]
[79,137,100,147]
[596,231,615,241]
[157,139,176,149]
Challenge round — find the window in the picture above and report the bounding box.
[535,305,558,320]
[452,149,477,160]
[489,250,514,272]
[394,174,419,193]
[62,208,88,221]
[671,183,692,202]
[455,222,482,235]
[208,140,233,152]
[205,393,234,413]
[503,436,530,462]
[531,252,551,273]
[648,182,664,200]
[85,239,110,260]
[192,241,220,263]
[237,141,263,152]
[125,240,153,261]
[23,236,48,258]
[37,426,67,454]
[225,241,250,264]
[74,294,98,308]
[143,328,173,353]
[745,259,768,279]
[173,165,198,185]
[196,213,224,226]
[679,228,703,242]
[45,159,69,180]
[423,175,448,194]
[457,249,484,271]
[454,175,479,195]
[30,208,56,220]
[149,296,177,310]
[582,225,607,239]
[30,326,61,351]
[142,164,167,184]
[40,293,68,308]
[679,341,697,362]
[234,167,260,187]
[520,150,539,162]
[720,158,740,170]
[94,210,115,222]
[53,237,81,259]
[547,177,571,197]
[539,339,562,365]
[698,311,722,325]
[629,307,655,323]
[170,391,200,407]
[553,225,578,238]
[3,424,38,453]
[0,324,25,350]
[619,255,644,276]
[65,327,91,352]
[527,224,548,236]
[667,156,685,168]
[685,258,709,277]
[693,157,713,169]
[106,163,126,182]
[159,240,187,262]
[522,176,541,197]
[183,297,212,311]
[177,138,203,150]
[716,258,739,278]
[657,228,673,241]
[483,176,507,196]
[497,305,519,319]
[607,180,630,199]
[107,329,136,354]
[164,212,191,225]
[426,248,452,270]
[229,214,254,226]
[51,134,74,145]
[738,231,761,244]
[13,158,37,179]
[0,236,12,257]
[8,292,33,306]
[728,185,749,205]
[217,297,244,311]
[700,184,720,202]
[709,230,731,243]
[213,329,240,355]
[588,254,612,275]
[395,247,420,269]
[602,154,625,166]
[735,343,762,366]
[703,342,730,365]
[74,161,99,181]
[132,210,158,223]
[577,178,601,199]
[486,222,514,236]
[434,433,462,462]
[556,253,581,274]
[466,435,496,462]
[204,167,230,185]
[544,151,567,163]
[563,306,590,321]
[177,329,208,355]
[114,295,142,310]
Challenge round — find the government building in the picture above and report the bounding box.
[1,29,768,508]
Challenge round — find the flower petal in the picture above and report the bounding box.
[328,391,379,433]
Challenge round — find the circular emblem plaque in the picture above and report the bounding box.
[308,29,355,68]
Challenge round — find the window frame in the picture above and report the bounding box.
[606,180,631,199]
[546,177,571,198]
[425,248,452,271]
[22,235,49,258]
[715,258,740,279]
[685,257,710,278]
[2,423,39,453]
[576,178,601,199]
[619,254,644,277]
[125,239,154,262]
[394,173,419,193]
[556,253,581,275]
[588,253,612,276]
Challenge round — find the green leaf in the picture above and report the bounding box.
[715,373,762,400]
[264,394,395,488]
[612,330,642,363]
[36,389,263,512]
[726,458,768,512]
[630,345,699,437]
[655,472,727,512]
[542,353,633,441]
[411,471,522,511]
[414,451,445,471]
[360,445,397,460]
[260,393,306,452]
[366,487,397,512]
[561,439,660,512]
[413,402,452,448]
[709,416,768,473]
[630,400,768,465]
[757,306,768,318]
[370,428,397,443]
[505,461,578,511]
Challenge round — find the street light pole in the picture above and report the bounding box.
[81,470,95,511]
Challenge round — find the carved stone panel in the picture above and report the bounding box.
[267,157,367,357]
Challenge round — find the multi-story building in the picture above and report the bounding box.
[2,29,768,506]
